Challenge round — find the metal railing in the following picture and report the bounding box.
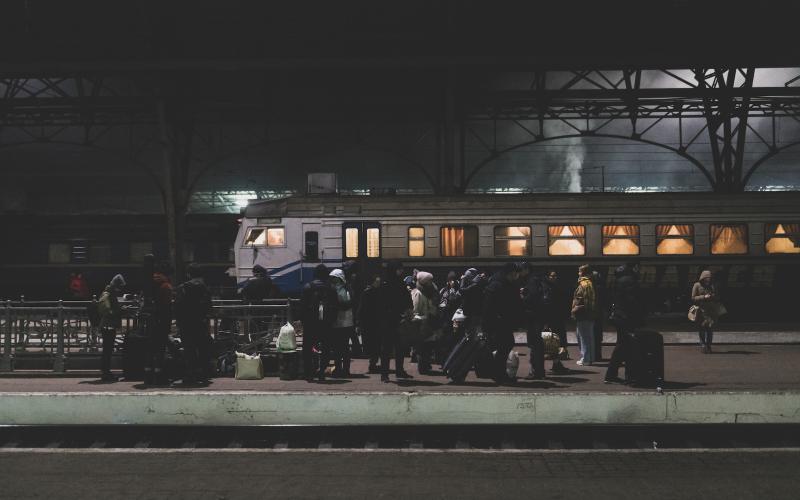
[0,297,297,373]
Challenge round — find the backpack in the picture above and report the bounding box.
[305,283,337,328]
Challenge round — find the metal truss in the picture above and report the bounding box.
[462,68,800,192]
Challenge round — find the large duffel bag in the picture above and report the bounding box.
[443,333,487,383]
[625,330,664,388]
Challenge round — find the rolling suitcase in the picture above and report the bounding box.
[625,330,664,388]
[443,333,487,383]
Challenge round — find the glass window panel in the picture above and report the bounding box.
[408,226,425,257]
[244,228,266,246]
[765,223,800,254]
[602,225,640,255]
[366,228,380,258]
[345,227,359,258]
[656,224,694,255]
[266,227,285,247]
[48,243,71,264]
[441,226,478,257]
[494,226,531,256]
[547,225,585,256]
[710,224,748,255]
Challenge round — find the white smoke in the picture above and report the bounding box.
[564,138,584,192]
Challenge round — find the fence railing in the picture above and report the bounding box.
[0,297,298,373]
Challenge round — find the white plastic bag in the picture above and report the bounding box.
[541,331,561,359]
[506,350,519,379]
[277,322,297,352]
[235,352,264,380]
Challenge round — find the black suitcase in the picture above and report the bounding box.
[625,330,664,387]
[443,333,487,383]
[122,330,148,381]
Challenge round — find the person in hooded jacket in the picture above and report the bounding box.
[144,262,173,385]
[97,273,126,381]
[410,271,439,374]
[482,262,520,383]
[301,264,337,381]
[174,264,213,385]
[380,260,414,382]
[604,263,643,383]
[241,264,274,303]
[329,268,355,376]
[358,273,383,373]
[459,268,487,337]
[692,270,722,354]
[571,264,597,366]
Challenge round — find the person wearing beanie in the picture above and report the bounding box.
[97,274,126,382]
[692,270,723,353]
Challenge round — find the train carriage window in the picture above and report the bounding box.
[656,225,694,255]
[408,227,425,257]
[548,225,585,256]
[366,227,380,258]
[710,224,748,255]
[244,227,285,247]
[765,223,800,254]
[304,232,319,261]
[441,226,478,257]
[602,225,640,255]
[494,226,531,256]
[48,243,71,264]
[345,227,359,258]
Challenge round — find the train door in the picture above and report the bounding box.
[301,222,322,284]
[341,221,383,288]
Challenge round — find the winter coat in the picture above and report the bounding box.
[381,275,413,329]
[152,272,173,319]
[241,275,273,303]
[330,273,354,329]
[174,277,212,328]
[482,272,519,333]
[611,266,643,328]
[692,273,723,328]
[571,277,596,321]
[97,285,121,329]
[301,278,338,334]
[460,272,487,318]
[357,285,383,333]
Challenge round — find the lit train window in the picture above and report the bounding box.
[548,225,585,256]
[441,226,479,257]
[244,227,285,247]
[765,223,800,254]
[494,226,531,256]
[366,228,380,258]
[345,228,359,258]
[408,227,425,257]
[656,225,694,255]
[602,225,640,255]
[710,224,748,255]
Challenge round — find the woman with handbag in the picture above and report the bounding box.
[691,270,723,354]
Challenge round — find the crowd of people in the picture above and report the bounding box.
[88,255,724,386]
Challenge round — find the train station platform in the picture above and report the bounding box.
[1,344,799,427]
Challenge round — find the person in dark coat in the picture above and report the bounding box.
[174,264,213,385]
[300,264,337,381]
[437,271,462,357]
[358,273,383,373]
[459,268,487,336]
[604,263,643,383]
[540,269,570,373]
[342,260,363,357]
[241,264,273,303]
[380,260,414,382]
[520,264,546,380]
[97,273,126,382]
[591,269,607,361]
[482,262,520,383]
[144,261,173,386]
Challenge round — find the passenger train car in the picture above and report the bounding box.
[235,192,800,320]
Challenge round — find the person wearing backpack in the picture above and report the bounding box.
[175,264,213,385]
[301,264,337,381]
[97,274,126,382]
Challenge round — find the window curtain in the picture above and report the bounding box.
[657,224,693,238]
[602,225,639,237]
[711,225,747,254]
[548,225,585,237]
[442,227,464,256]
[769,223,800,245]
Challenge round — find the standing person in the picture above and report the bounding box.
[343,261,363,358]
[174,264,213,385]
[604,263,643,383]
[97,274,126,382]
[540,270,570,373]
[459,268,487,338]
[144,261,173,386]
[240,264,273,303]
[410,271,439,375]
[67,270,91,300]
[520,265,546,380]
[437,271,462,360]
[380,260,414,382]
[358,273,383,373]
[591,269,607,361]
[301,264,337,381]
[482,263,520,383]
[571,264,596,366]
[329,269,355,376]
[692,270,722,354]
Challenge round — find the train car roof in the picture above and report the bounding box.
[243,192,800,218]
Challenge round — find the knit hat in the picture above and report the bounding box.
[416,271,434,286]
